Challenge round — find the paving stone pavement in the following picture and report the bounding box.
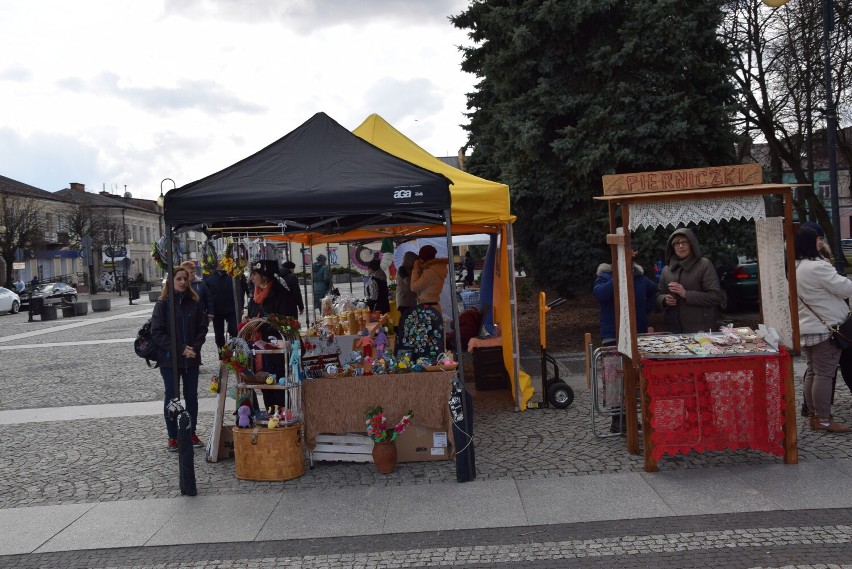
[4,509,852,568]
[3,293,852,567]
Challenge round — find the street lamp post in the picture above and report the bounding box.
[763,0,842,273]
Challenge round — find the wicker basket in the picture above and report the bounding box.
[233,424,305,481]
[240,371,272,385]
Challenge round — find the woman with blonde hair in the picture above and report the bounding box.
[150,266,209,451]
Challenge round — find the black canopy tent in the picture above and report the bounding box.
[164,112,452,236]
[161,112,475,481]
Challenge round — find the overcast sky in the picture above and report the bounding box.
[0,0,475,201]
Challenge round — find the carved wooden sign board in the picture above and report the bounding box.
[601,164,762,196]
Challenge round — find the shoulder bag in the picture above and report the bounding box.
[799,296,852,349]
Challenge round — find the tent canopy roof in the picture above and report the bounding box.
[163,112,452,235]
[353,114,513,226]
[268,113,516,245]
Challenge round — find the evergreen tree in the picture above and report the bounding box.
[453,0,738,294]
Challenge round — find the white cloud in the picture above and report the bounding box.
[0,0,475,200]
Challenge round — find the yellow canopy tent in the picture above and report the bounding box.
[352,114,532,411]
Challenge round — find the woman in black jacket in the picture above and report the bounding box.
[150,266,209,452]
[244,260,290,410]
[279,260,304,319]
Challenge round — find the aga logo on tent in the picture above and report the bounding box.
[393,189,412,199]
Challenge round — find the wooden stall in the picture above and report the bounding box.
[594,164,803,472]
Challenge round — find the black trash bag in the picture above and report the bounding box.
[450,381,475,483]
[168,398,197,496]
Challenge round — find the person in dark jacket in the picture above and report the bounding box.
[245,260,288,319]
[150,266,209,451]
[311,254,332,311]
[366,258,390,313]
[279,260,304,319]
[656,228,725,333]
[593,247,656,433]
[180,261,214,321]
[463,251,476,287]
[244,260,289,411]
[593,249,657,345]
[204,260,239,350]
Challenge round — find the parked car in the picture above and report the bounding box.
[0,287,21,314]
[19,282,78,309]
[720,258,759,311]
[841,239,852,267]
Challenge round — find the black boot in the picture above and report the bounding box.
[801,400,809,418]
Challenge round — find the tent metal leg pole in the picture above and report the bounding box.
[507,223,523,411]
[445,209,475,482]
[445,211,465,380]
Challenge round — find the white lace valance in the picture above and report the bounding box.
[628,196,766,231]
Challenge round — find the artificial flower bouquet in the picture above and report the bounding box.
[266,314,301,338]
[220,337,251,375]
[365,406,414,443]
[221,240,248,277]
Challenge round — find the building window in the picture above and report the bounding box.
[817,181,830,202]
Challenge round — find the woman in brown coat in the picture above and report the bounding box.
[655,228,725,333]
[410,245,449,309]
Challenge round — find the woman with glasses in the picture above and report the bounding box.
[656,228,725,333]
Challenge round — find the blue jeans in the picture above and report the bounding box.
[160,366,199,439]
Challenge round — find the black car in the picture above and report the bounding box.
[20,282,78,309]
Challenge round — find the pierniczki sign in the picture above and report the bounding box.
[602,164,762,196]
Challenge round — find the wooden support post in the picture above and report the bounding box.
[623,359,639,455]
[207,363,231,463]
[782,354,799,465]
[639,369,657,472]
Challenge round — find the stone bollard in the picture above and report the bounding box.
[91,298,111,312]
[148,290,161,302]
[41,304,58,321]
[73,301,88,316]
[61,305,76,318]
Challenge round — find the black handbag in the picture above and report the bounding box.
[800,296,852,349]
[832,315,852,349]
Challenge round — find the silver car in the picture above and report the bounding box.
[0,287,21,314]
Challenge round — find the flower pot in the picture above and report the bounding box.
[371,440,397,474]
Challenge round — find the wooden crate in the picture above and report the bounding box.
[311,434,374,463]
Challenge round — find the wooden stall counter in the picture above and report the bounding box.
[639,347,796,471]
[302,371,455,450]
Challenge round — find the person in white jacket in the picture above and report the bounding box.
[796,226,852,433]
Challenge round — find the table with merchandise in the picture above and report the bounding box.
[637,327,795,468]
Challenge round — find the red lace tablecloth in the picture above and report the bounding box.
[641,348,789,460]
